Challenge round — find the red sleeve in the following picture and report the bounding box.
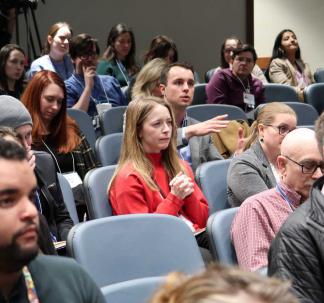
[181,163,209,228]
[109,172,184,216]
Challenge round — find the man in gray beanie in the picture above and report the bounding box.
[0,95,73,246]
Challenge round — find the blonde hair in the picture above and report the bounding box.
[150,264,298,303]
[244,102,296,150]
[109,96,186,191]
[132,58,167,100]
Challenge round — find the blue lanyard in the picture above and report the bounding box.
[276,184,295,212]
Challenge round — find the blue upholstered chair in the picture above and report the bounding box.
[100,106,127,135]
[187,104,247,122]
[67,214,205,287]
[195,159,231,214]
[207,207,238,265]
[263,83,299,102]
[67,108,97,151]
[95,133,123,167]
[101,276,164,303]
[83,165,116,219]
[57,173,79,224]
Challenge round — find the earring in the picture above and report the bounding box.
[259,137,264,143]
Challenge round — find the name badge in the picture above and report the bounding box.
[243,92,255,108]
[96,102,112,115]
[63,172,82,188]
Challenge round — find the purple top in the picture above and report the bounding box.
[206,68,265,112]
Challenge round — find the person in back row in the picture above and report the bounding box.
[267,29,314,101]
[0,44,25,98]
[227,102,297,207]
[97,23,139,87]
[206,44,265,113]
[211,36,267,84]
[0,139,105,302]
[65,33,126,125]
[108,97,209,248]
[28,22,74,80]
[231,128,322,274]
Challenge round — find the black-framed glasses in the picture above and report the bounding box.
[265,124,295,136]
[283,155,324,174]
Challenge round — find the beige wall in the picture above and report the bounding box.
[14,0,247,79]
[254,0,324,73]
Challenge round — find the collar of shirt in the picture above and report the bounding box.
[277,181,302,209]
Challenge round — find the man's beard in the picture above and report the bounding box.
[0,222,39,273]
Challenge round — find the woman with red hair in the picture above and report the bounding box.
[21,70,97,217]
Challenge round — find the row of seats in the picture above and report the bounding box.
[59,158,231,224]
[192,82,324,115]
[68,101,319,165]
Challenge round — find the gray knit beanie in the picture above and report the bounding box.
[0,95,33,129]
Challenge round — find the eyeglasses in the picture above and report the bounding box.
[80,52,98,60]
[283,155,324,174]
[234,56,254,64]
[224,48,234,53]
[265,124,295,136]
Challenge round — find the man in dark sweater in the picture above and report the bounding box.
[0,139,105,302]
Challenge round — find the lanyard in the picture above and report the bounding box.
[42,140,75,174]
[23,266,39,303]
[116,59,130,85]
[236,76,250,93]
[72,75,110,104]
[276,184,295,212]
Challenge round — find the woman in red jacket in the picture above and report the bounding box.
[108,96,209,247]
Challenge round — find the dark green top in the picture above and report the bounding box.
[0,255,105,303]
[97,59,129,87]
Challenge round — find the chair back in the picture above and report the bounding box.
[67,214,204,287]
[204,68,216,83]
[314,68,324,83]
[57,173,79,224]
[192,84,207,105]
[285,102,318,126]
[304,83,324,114]
[83,165,116,219]
[263,83,299,102]
[101,276,164,303]
[100,106,127,135]
[96,133,123,166]
[67,108,97,151]
[195,159,231,214]
[187,104,247,122]
[207,208,238,265]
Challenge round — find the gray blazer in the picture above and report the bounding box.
[177,116,223,172]
[227,141,277,207]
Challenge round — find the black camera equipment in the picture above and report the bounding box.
[9,0,45,63]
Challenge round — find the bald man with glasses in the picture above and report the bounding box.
[231,128,323,274]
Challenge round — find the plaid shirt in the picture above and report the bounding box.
[231,182,301,271]
[73,134,98,179]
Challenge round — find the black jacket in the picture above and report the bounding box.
[34,151,73,241]
[268,176,324,303]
